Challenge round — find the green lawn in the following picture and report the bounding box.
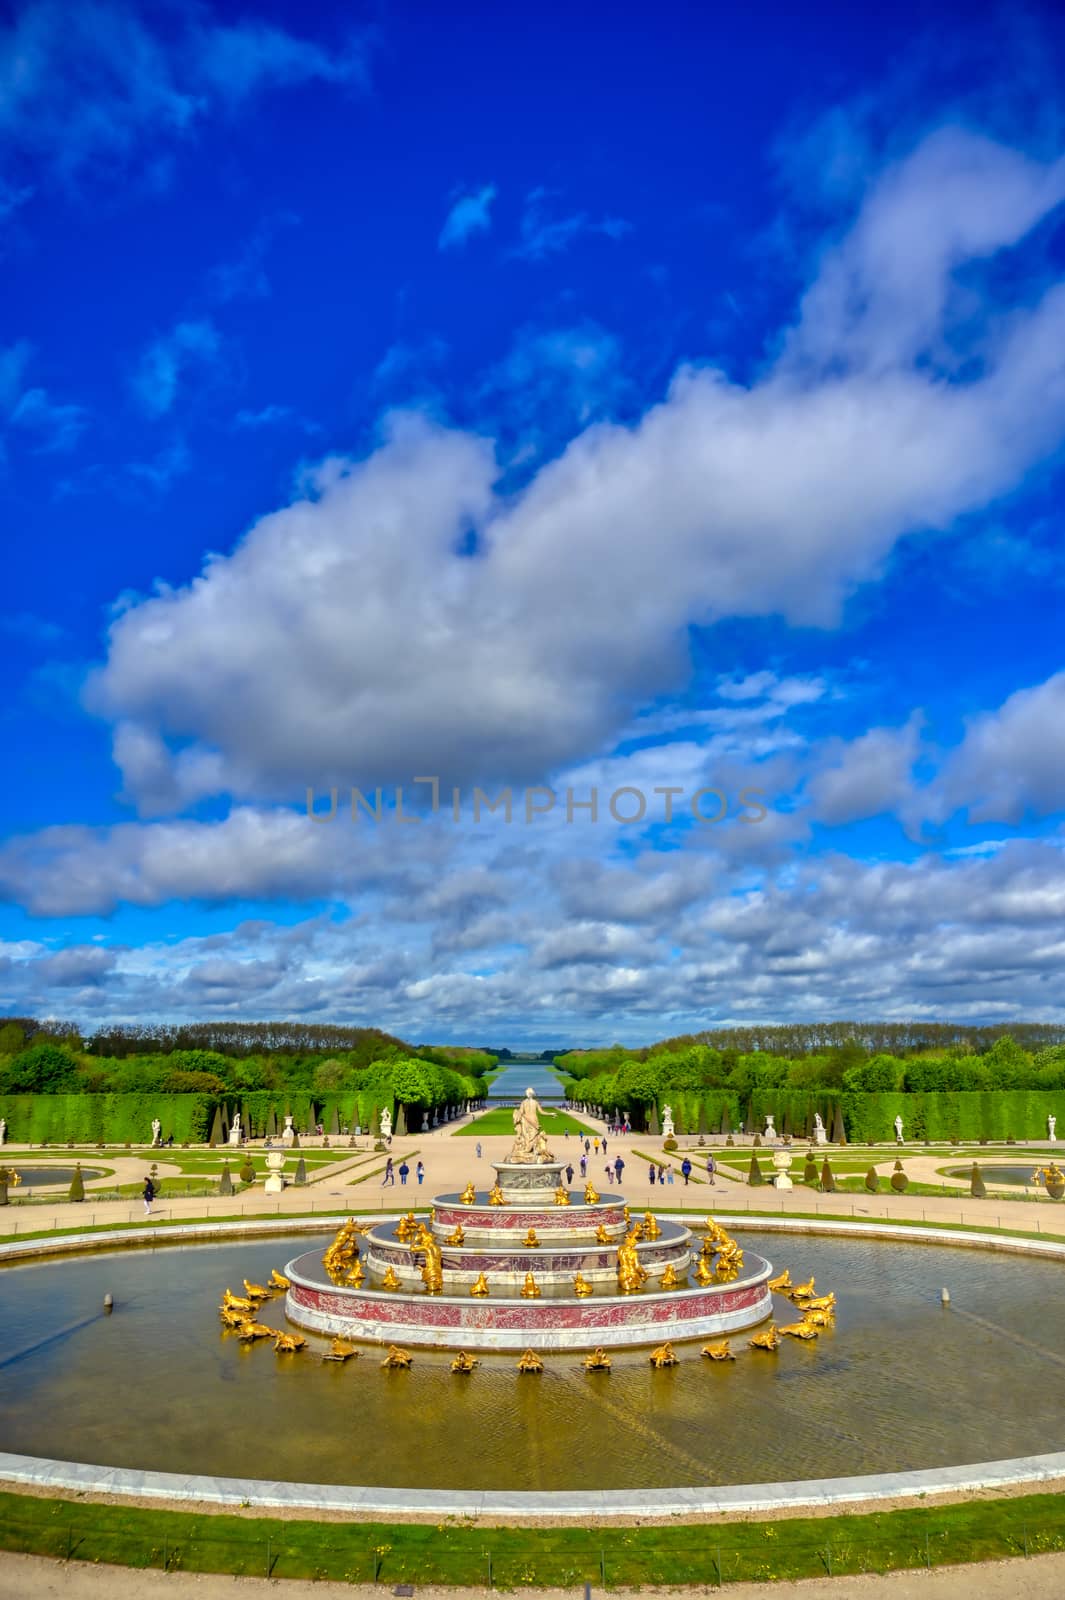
[454,1106,594,1136]
[0,1486,1062,1585]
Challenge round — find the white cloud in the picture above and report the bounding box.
[940,672,1065,823]
[511,188,632,261]
[807,713,925,827]
[131,320,220,417]
[439,185,496,251]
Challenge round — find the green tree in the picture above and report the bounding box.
[2,1042,81,1093]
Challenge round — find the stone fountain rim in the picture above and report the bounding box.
[2,1215,1065,1515]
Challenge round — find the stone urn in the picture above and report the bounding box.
[264,1150,287,1195]
[771,1147,793,1190]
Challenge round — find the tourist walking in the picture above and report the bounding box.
[593,1137,600,1155]
[706,1155,716,1185]
[614,1156,624,1184]
[142,1175,155,1217]
[416,1160,425,1186]
[584,1139,591,1155]
[681,1157,692,1185]
[605,1164,613,1183]
[565,1163,574,1184]
[649,1164,656,1186]
[476,1141,482,1159]
[399,1161,410,1185]
[580,1155,587,1178]
[383,1157,395,1185]
[665,1166,674,1186]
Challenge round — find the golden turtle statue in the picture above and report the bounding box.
[451,1350,478,1373]
[649,1342,678,1367]
[517,1348,544,1372]
[780,1319,819,1340]
[269,1269,290,1290]
[701,1340,735,1361]
[767,1269,792,1293]
[801,1306,834,1327]
[236,1320,274,1341]
[243,1279,271,1300]
[749,1324,781,1351]
[584,1347,612,1370]
[381,1344,413,1368]
[323,1337,358,1362]
[273,1331,306,1353]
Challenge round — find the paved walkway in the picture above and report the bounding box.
[2,1112,1064,1237]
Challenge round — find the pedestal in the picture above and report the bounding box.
[771,1148,793,1190]
[812,1128,827,1145]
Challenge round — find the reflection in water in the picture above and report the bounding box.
[0,1229,1061,1491]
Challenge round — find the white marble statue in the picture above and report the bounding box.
[281,1115,295,1146]
[1050,1114,1057,1143]
[0,1117,6,1145]
[764,1114,777,1141]
[151,1117,162,1147]
[380,1107,392,1141]
[228,1112,242,1147]
[661,1104,675,1139]
[812,1111,827,1145]
[894,1114,904,1144]
[508,1087,553,1164]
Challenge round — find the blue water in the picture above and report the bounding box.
[488,1061,566,1102]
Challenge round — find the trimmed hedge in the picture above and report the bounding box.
[0,1093,214,1145]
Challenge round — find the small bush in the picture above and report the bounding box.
[864,1166,879,1193]
[725,1134,734,1147]
[820,1158,835,1192]
[218,1162,233,1197]
[753,1133,762,1147]
[294,1157,307,1186]
[663,1135,677,1152]
[803,1155,819,1184]
[748,1155,764,1187]
[239,1156,255,1185]
[970,1162,986,1199]
[68,1162,85,1202]
[890,1160,908,1193]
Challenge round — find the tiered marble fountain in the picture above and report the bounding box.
[284,1088,773,1351]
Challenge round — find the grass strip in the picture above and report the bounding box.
[0,1486,1063,1584]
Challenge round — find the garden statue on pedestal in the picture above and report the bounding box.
[508,1088,553,1164]
[894,1115,904,1144]
[0,1118,6,1145]
[812,1112,826,1145]
[380,1107,392,1142]
[228,1113,242,1147]
[151,1117,162,1147]
[281,1115,295,1146]
[1050,1114,1057,1143]
[764,1114,777,1141]
[661,1104,675,1139]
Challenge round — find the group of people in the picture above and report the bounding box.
[381,1158,425,1187]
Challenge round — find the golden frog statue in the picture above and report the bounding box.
[520,1271,541,1298]
[522,1228,541,1248]
[660,1262,684,1289]
[269,1269,290,1290]
[554,1185,571,1205]
[649,1342,678,1367]
[802,1306,834,1326]
[470,1272,490,1296]
[396,1212,419,1241]
[273,1331,305,1353]
[584,1347,612,1370]
[236,1320,274,1341]
[323,1337,358,1362]
[516,1348,544,1372]
[584,1182,600,1203]
[573,1272,593,1296]
[222,1290,254,1312]
[748,1324,781,1351]
[446,1224,466,1246]
[460,1182,477,1205]
[623,1205,631,1224]
[767,1269,792,1293]
[451,1350,478,1373]
[701,1340,735,1361]
[219,1306,245,1328]
[380,1266,400,1291]
[642,1211,662,1240]
[243,1280,271,1300]
[345,1259,365,1287]
[381,1344,413,1368]
[594,1223,611,1244]
[791,1276,816,1299]
[780,1319,819,1341]
[801,1292,836,1312]
[693,1257,715,1287]
[488,1182,505,1206]
[416,1226,443,1294]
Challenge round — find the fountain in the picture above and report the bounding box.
[284,1088,773,1351]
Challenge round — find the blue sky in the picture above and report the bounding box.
[3,0,1065,1045]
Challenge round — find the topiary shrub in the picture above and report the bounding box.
[292,1132,301,1149]
[697,1133,705,1147]
[864,1166,879,1193]
[725,1133,734,1147]
[890,1160,908,1193]
[803,1155,819,1185]
[239,1156,255,1185]
[1006,1134,1016,1145]
[970,1162,986,1198]
[68,1162,85,1202]
[663,1135,677,1152]
[753,1132,762,1147]
[218,1162,233,1197]
[748,1155,764,1187]
[820,1158,835,1192]
[294,1157,307,1186]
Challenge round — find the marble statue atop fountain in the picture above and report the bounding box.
[507,1087,554,1164]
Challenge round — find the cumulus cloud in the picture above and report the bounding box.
[79,125,1065,815]
[807,714,926,827]
[438,185,496,250]
[939,671,1065,823]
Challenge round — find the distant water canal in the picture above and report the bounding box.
[488,1060,566,1101]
